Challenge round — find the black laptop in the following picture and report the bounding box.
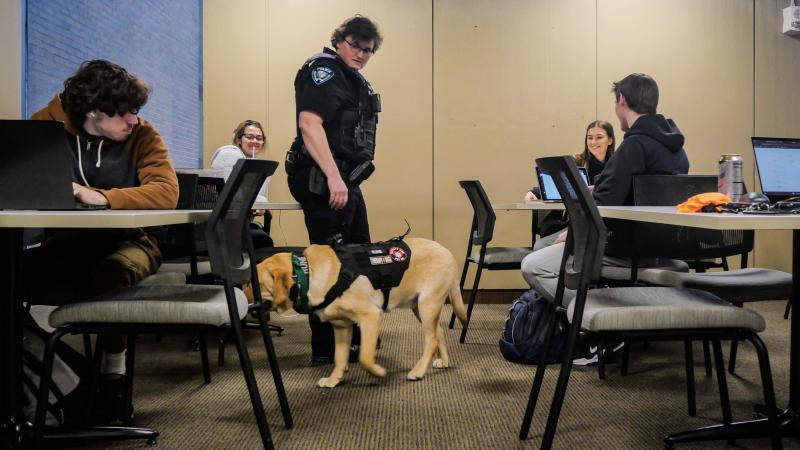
[536,166,589,202]
[752,136,800,203]
[0,120,106,210]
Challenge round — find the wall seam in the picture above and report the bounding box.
[431,0,436,241]
[265,0,270,149]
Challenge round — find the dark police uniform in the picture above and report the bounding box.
[286,47,381,359]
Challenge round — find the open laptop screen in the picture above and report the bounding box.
[752,137,800,202]
[536,166,589,202]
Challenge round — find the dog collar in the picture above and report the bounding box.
[290,252,312,314]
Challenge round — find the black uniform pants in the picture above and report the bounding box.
[288,168,370,357]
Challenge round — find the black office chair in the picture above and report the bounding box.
[32,160,292,449]
[518,157,780,450]
[448,180,533,343]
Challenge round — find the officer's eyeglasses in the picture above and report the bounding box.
[242,134,265,142]
[344,39,375,56]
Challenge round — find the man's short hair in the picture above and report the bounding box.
[331,15,383,52]
[62,60,150,128]
[611,73,659,115]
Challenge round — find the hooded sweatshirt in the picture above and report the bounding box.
[592,114,689,207]
[30,94,178,209]
[591,114,689,255]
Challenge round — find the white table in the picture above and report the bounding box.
[493,201,564,211]
[499,203,800,444]
[252,201,301,211]
[0,209,211,446]
[594,206,800,444]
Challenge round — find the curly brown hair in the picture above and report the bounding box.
[61,60,150,129]
[330,15,383,52]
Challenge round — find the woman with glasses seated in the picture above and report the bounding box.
[211,119,273,248]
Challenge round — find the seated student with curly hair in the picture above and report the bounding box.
[26,59,179,422]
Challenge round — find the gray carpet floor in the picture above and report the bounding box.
[85,299,798,450]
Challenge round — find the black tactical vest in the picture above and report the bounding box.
[317,239,411,312]
[292,51,381,181]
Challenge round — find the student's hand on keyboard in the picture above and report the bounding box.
[72,182,109,206]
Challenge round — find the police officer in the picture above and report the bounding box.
[286,15,383,364]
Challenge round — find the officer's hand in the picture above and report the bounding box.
[72,183,109,206]
[328,176,349,210]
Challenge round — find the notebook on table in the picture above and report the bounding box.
[752,136,800,203]
[536,166,589,202]
[0,120,106,211]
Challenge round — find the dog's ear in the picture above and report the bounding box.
[242,282,256,304]
[264,253,293,308]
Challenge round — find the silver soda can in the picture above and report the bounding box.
[718,154,745,202]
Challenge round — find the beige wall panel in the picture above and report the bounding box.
[434,0,596,288]
[0,1,22,119]
[597,0,753,178]
[203,0,269,166]
[753,0,800,271]
[266,1,433,246]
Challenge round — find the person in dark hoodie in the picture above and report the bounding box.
[520,73,688,366]
[26,59,178,421]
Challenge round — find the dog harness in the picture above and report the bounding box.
[289,239,412,314]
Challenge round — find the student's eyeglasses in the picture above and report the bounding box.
[344,39,375,56]
[242,134,265,142]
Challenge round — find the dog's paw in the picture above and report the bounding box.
[317,377,341,389]
[364,364,387,378]
[432,358,449,369]
[406,370,426,381]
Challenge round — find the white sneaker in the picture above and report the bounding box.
[572,344,599,366]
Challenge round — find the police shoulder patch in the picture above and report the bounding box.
[311,66,335,86]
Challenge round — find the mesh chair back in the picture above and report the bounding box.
[459,180,496,245]
[195,177,225,209]
[205,159,278,286]
[632,175,753,260]
[535,157,606,291]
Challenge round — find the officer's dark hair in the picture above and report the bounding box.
[232,119,266,148]
[576,120,616,167]
[611,73,658,115]
[62,60,150,129]
[331,15,383,52]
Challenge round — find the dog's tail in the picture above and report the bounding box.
[448,275,468,325]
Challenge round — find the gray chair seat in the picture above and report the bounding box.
[637,267,792,303]
[158,258,212,276]
[49,285,248,328]
[568,286,766,332]
[139,271,187,285]
[601,257,689,281]
[470,246,533,266]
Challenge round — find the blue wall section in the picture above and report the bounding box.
[25,0,203,168]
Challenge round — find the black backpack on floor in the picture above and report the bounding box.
[499,289,567,365]
[22,307,91,428]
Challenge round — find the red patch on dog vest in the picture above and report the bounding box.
[388,246,408,262]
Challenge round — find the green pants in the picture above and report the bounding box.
[23,229,162,353]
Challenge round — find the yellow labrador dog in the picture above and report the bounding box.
[246,237,468,388]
